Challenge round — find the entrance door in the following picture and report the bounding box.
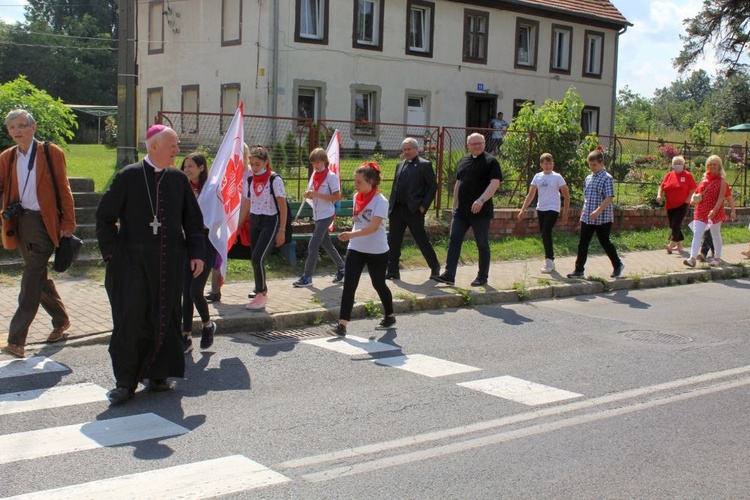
[466,93,497,136]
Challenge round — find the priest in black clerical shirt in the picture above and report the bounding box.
[96,125,205,405]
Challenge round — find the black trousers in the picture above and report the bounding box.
[573,221,622,273]
[182,234,216,332]
[249,214,278,294]
[339,249,393,322]
[666,203,688,243]
[537,210,559,260]
[387,204,439,274]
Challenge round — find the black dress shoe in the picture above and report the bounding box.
[566,270,585,278]
[433,273,455,285]
[107,387,134,405]
[204,291,221,302]
[385,272,400,280]
[148,379,175,392]
[429,267,441,280]
[470,278,487,287]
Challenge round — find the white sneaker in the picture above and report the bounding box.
[245,292,267,311]
[540,259,555,274]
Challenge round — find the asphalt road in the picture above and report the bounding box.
[2,280,749,498]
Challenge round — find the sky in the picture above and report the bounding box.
[0,0,726,99]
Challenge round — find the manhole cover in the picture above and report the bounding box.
[622,330,693,344]
[251,328,327,343]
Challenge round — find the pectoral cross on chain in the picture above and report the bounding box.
[150,216,162,235]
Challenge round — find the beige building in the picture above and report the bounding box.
[138,0,630,145]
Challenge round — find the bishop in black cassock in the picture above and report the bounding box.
[96,125,205,405]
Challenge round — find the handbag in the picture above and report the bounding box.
[53,235,83,272]
[43,142,82,272]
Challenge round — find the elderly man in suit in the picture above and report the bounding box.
[0,109,76,358]
[386,137,440,281]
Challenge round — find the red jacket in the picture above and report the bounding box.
[0,140,76,250]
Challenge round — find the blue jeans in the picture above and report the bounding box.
[444,214,491,280]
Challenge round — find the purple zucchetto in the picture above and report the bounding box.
[146,124,167,140]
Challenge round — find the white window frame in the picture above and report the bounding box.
[582,106,599,135]
[409,6,428,52]
[353,86,379,135]
[297,87,318,121]
[584,30,604,77]
[300,0,324,40]
[356,0,379,46]
[181,85,199,134]
[220,83,240,134]
[515,18,538,69]
[551,25,572,73]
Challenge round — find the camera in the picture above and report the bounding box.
[2,202,24,220]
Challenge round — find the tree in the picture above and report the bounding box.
[0,75,77,149]
[615,86,652,134]
[675,0,750,76]
[708,72,750,128]
[0,1,117,105]
[500,87,598,201]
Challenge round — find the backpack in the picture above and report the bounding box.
[248,173,292,245]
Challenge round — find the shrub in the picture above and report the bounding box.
[103,115,117,148]
[658,144,680,160]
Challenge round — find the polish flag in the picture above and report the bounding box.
[197,103,246,279]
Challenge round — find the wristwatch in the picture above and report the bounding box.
[478,197,485,203]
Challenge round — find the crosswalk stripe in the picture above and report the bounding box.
[7,455,290,499]
[0,413,189,465]
[374,354,482,377]
[458,376,583,405]
[0,356,67,379]
[0,383,108,416]
[302,335,400,355]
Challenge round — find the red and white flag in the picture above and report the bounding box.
[325,129,341,231]
[197,103,246,279]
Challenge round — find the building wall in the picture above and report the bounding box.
[137,0,622,142]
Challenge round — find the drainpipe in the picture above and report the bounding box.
[612,24,628,136]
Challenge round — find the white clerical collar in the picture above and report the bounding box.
[143,155,166,171]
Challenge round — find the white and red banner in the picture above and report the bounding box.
[323,129,341,231]
[197,103,246,279]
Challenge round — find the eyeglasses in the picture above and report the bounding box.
[7,124,30,132]
[467,142,484,146]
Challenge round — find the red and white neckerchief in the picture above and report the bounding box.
[252,169,272,196]
[353,187,379,216]
[311,169,328,192]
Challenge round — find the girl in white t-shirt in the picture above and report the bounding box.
[518,153,570,274]
[329,163,395,337]
[292,148,346,287]
[239,145,288,311]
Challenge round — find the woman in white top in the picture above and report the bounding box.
[518,152,570,273]
[292,148,346,287]
[239,145,288,311]
[329,163,395,337]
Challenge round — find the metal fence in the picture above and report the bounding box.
[157,111,750,209]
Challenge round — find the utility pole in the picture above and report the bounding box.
[117,0,138,167]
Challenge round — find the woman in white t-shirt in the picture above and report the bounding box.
[518,152,570,274]
[328,163,395,337]
[292,148,346,287]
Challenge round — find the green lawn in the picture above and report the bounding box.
[65,144,119,192]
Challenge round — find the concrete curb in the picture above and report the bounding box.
[41,264,749,351]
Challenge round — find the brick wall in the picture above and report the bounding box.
[437,208,750,238]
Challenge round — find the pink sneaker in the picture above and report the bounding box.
[245,292,267,311]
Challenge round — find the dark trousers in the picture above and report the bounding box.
[9,211,68,346]
[666,203,688,243]
[249,214,279,294]
[387,204,440,274]
[444,214,491,280]
[339,249,393,322]
[701,230,714,257]
[181,235,216,332]
[537,210,559,260]
[573,221,622,273]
